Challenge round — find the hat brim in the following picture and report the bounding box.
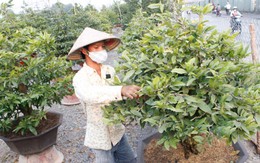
[67,27,121,60]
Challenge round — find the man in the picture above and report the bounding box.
[216,4,221,16]
[225,2,231,15]
[67,27,140,163]
[230,6,242,18]
[230,6,242,28]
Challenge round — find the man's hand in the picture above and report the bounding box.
[121,85,141,99]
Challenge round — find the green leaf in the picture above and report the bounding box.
[123,70,135,82]
[204,26,215,32]
[195,117,206,126]
[130,110,142,117]
[160,4,164,13]
[143,116,161,125]
[210,94,216,104]
[202,4,213,14]
[152,76,160,88]
[29,126,37,136]
[169,138,178,149]
[197,101,212,114]
[191,130,198,135]
[185,96,198,103]
[255,114,260,125]
[113,76,121,85]
[186,77,196,86]
[171,68,187,74]
[187,107,197,116]
[172,81,186,87]
[157,137,166,145]
[193,135,204,143]
[167,106,184,112]
[211,112,218,123]
[241,124,250,134]
[121,51,131,62]
[158,123,171,133]
[145,98,155,105]
[164,140,170,150]
[148,3,161,9]
[171,56,176,64]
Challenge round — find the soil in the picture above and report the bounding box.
[0,112,59,139]
[144,137,239,163]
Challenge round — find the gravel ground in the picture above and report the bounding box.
[0,103,154,163]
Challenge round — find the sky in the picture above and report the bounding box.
[5,0,123,13]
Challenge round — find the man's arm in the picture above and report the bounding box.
[73,74,140,104]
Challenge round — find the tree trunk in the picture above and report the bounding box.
[257,132,260,154]
[181,137,199,159]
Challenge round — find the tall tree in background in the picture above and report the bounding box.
[111,0,168,28]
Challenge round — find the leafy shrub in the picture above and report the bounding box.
[104,3,260,158]
[0,26,73,136]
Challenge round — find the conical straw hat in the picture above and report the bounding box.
[67,27,121,60]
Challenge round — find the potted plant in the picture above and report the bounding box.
[0,26,73,157]
[103,2,260,162]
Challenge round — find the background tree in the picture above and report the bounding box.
[0,1,114,57]
[109,0,166,29]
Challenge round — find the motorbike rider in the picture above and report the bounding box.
[212,2,216,14]
[216,4,221,16]
[230,6,242,27]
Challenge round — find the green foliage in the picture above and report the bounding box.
[0,0,14,16]
[110,0,167,29]
[0,1,114,57]
[0,26,73,136]
[104,3,260,152]
[117,9,154,55]
[0,0,173,58]
[13,110,46,136]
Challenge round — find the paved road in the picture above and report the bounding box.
[203,12,260,63]
[183,11,260,62]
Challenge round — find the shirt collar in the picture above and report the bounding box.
[83,62,105,75]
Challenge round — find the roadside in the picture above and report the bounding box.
[184,11,260,62]
[205,12,260,63]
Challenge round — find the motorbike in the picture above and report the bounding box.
[216,9,221,17]
[230,16,242,34]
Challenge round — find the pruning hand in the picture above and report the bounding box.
[121,85,140,99]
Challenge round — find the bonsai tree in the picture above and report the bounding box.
[103,2,260,158]
[0,26,73,137]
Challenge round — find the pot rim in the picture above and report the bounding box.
[0,111,63,141]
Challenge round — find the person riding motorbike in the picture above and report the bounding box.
[230,6,242,23]
[230,6,242,33]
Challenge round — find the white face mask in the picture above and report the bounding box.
[88,50,108,63]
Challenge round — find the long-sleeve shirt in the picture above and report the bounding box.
[73,63,125,150]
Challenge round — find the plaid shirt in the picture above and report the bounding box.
[73,63,125,150]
